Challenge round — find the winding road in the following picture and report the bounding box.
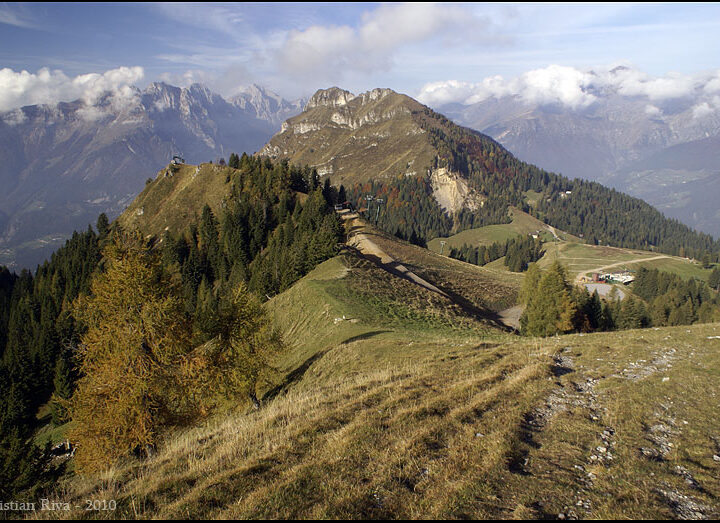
[573,255,671,284]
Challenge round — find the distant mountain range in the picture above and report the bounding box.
[3,71,719,270]
[431,71,720,237]
[0,83,304,269]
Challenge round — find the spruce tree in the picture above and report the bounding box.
[520,262,576,337]
[50,352,75,425]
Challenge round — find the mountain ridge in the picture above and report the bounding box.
[434,90,720,236]
[259,86,719,258]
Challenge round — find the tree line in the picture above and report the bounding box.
[448,235,544,272]
[520,263,720,337]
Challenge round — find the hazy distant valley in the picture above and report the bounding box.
[431,66,720,237]
[0,83,303,269]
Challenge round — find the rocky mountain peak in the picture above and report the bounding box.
[186,83,220,103]
[231,85,304,126]
[358,88,396,105]
[305,87,356,110]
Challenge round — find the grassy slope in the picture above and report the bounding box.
[117,163,234,237]
[40,231,720,519]
[427,207,579,254]
[360,222,522,313]
[539,241,713,282]
[42,312,720,519]
[431,207,711,282]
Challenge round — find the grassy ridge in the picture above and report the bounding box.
[38,316,720,519]
[118,163,234,237]
[31,209,720,520]
[358,221,522,313]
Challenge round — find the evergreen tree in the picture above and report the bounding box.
[710,267,720,291]
[96,213,110,241]
[585,290,603,330]
[520,262,542,306]
[520,262,576,337]
[185,283,281,411]
[49,350,75,425]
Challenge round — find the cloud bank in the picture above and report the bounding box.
[0,66,144,112]
[417,65,720,116]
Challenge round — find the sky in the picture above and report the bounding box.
[1,2,720,111]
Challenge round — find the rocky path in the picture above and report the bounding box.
[522,342,718,520]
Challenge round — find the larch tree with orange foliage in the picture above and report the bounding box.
[69,231,194,473]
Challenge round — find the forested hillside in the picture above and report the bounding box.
[414,108,720,258]
[261,88,720,261]
[0,154,343,496]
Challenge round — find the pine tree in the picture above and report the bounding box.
[710,267,720,291]
[520,262,542,306]
[96,213,110,241]
[184,283,281,411]
[521,262,576,336]
[49,351,75,425]
[585,290,603,330]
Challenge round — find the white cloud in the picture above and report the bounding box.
[156,64,256,98]
[520,66,596,108]
[0,66,144,112]
[2,108,27,126]
[0,4,39,29]
[358,3,489,51]
[418,65,596,109]
[691,94,720,119]
[276,2,503,82]
[703,70,720,94]
[280,25,359,77]
[76,105,107,122]
[597,67,696,101]
[692,102,713,119]
[417,65,720,111]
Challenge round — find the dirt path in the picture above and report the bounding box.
[546,225,561,241]
[573,255,670,284]
[342,212,450,298]
[339,211,524,330]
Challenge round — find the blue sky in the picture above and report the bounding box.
[1,2,720,108]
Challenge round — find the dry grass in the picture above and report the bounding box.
[35,322,720,520]
[35,332,555,520]
[118,163,234,238]
[31,232,720,520]
[356,222,522,312]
